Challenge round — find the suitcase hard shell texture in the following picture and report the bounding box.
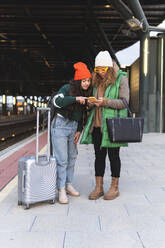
[18,107,56,209]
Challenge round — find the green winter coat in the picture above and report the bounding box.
[80,70,128,148]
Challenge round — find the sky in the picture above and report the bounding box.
[116,20,165,67]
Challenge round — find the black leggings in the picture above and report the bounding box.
[92,127,121,178]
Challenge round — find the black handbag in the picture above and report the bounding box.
[106,98,144,143]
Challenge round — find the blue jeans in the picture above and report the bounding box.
[51,116,78,189]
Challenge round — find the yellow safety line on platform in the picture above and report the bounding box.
[0,176,18,203]
[0,145,48,202]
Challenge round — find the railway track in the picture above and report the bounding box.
[0,114,45,151]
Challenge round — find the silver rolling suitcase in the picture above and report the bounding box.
[18,107,56,209]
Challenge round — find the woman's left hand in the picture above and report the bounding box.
[74,131,81,144]
[94,97,104,107]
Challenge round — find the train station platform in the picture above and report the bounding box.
[0,133,165,248]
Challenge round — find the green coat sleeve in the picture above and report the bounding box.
[53,84,76,108]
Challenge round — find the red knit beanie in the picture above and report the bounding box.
[74,62,92,80]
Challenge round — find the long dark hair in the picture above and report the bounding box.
[66,79,93,125]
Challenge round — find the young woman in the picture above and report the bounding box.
[80,51,129,200]
[51,62,92,204]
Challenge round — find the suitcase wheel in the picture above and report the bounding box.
[18,201,22,206]
[24,204,30,210]
[49,199,55,204]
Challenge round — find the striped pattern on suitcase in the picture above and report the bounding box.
[18,107,57,209]
[18,155,56,206]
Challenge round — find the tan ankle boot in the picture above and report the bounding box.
[66,184,80,197]
[58,189,69,204]
[89,176,104,200]
[104,177,119,200]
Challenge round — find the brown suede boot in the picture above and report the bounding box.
[89,176,104,200]
[104,177,119,200]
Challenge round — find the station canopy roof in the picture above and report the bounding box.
[0,0,165,96]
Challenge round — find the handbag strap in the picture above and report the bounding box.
[121,98,133,117]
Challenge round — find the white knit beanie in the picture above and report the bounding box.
[95,51,113,67]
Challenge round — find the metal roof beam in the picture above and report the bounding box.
[149,26,165,33]
[126,0,165,33]
[109,0,133,21]
[110,0,150,32]
[126,0,149,31]
[87,1,120,66]
[94,18,120,66]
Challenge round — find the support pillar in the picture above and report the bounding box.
[139,33,150,133]
[157,34,165,132]
[13,96,17,115]
[2,95,7,116]
[139,33,165,133]
[30,97,34,114]
[23,97,27,115]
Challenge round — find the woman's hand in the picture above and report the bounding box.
[93,97,104,107]
[76,96,87,105]
[74,131,81,144]
[88,102,95,108]
[88,97,96,106]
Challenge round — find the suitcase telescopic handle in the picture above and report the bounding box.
[36,107,51,164]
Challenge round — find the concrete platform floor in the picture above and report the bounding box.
[0,133,165,248]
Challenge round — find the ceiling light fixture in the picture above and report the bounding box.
[105,4,111,8]
[42,33,47,39]
[34,23,41,32]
